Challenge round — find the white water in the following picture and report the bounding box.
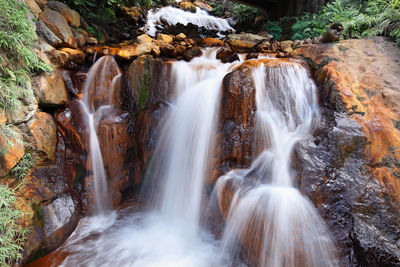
[144,6,234,37]
[52,52,337,267]
[81,56,122,214]
[216,64,337,266]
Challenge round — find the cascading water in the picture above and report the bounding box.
[30,51,337,267]
[216,62,337,266]
[144,6,234,37]
[81,56,122,214]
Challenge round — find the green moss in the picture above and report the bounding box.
[31,202,44,228]
[138,73,151,111]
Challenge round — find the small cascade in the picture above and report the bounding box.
[144,6,234,37]
[216,63,337,266]
[81,56,122,214]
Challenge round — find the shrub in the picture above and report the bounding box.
[291,0,400,43]
[0,0,51,111]
[265,21,283,40]
[0,184,28,266]
[11,153,35,180]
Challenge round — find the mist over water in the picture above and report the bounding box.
[53,51,336,267]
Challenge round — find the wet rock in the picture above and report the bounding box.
[295,37,400,265]
[255,40,270,52]
[156,33,173,43]
[85,43,152,61]
[27,111,57,165]
[321,22,344,43]
[71,28,86,47]
[32,70,68,107]
[216,47,239,63]
[280,40,293,53]
[195,1,212,12]
[116,6,143,24]
[246,52,258,60]
[183,46,202,61]
[136,34,153,44]
[41,8,77,48]
[134,101,169,185]
[55,100,89,154]
[157,41,177,57]
[214,64,256,183]
[36,20,62,47]
[198,37,224,47]
[174,33,187,41]
[85,37,98,45]
[226,33,270,53]
[47,1,80,27]
[59,48,85,64]
[0,127,24,177]
[179,0,196,12]
[59,69,83,96]
[269,40,280,51]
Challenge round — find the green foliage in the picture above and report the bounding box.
[0,0,51,112]
[265,21,282,40]
[0,184,28,266]
[231,4,264,28]
[291,0,400,43]
[10,153,35,180]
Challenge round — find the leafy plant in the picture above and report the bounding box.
[291,0,400,43]
[0,0,51,112]
[231,4,264,28]
[10,153,35,180]
[265,21,283,40]
[0,184,29,266]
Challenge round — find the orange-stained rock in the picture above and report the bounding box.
[47,1,80,27]
[85,43,153,60]
[226,33,270,53]
[179,0,196,12]
[174,33,187,41]
[55,100,89,154]
[35,0,47,9]
[295,38,400,203]
[216,47,239,63]
[157,33,173,43]
[195,1,213,12]
[25,0,42,18]
[32,70,69,107]
[59,47,85,64]
[0,127,24,177]
[97,110,133,206]
[213,63,256,184]
[136,34,153,44]
[41,7,77,48]
[198,37,224,47]
[28,111,57,165]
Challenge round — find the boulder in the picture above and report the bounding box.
[174,33,187,41]
[321,22,344,43]
[59,48,85,64]
[280,40,293,53]
[195,1,212,12]
[183,47,202,61]
[27,111,57,165]
[85,37,98,45]
[47,1,80,27]
[41,8,77,48]
[226,33,270,52]
[179,1,196,12]
[24,0,42,18]
[156,33,173,43]
[0,127,24,177]
[156,41,177,57]
[136,34,153,44]
[216,47,239,63]
[198,37,224,47]
[36,20,62,47]
[71,28,86,47]
[32,70,69,107]
[35,0,47,9]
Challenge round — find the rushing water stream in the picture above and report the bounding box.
[28,50,337,266]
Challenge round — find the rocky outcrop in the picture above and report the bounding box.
[293,37,400,265]
[226,33,271,53]
[0,127,24,177]
[32,71,69,107]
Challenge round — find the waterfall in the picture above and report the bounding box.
[216,63,337,266]
[81,56,122,214]
[36,52,336,267]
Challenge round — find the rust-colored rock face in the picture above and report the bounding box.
[41,8,77,48]
[213,64,256,184]
[47,1,80,28]
[294,37,400,265]
[97,111,133,206]
[198,37,225,47]
[32,70,69,107]
[28,111,57,165]
[0,127,24,177]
